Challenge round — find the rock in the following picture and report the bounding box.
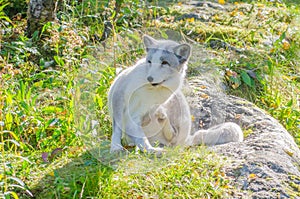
[186,76,300,198]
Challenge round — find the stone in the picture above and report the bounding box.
[186,76,300,198]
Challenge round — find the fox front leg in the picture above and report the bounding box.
[125,118,164,155]
[154,106,176,141]
[110,119,124,153]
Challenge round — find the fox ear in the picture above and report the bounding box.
[143,35,157,51]
[173,44,191,63]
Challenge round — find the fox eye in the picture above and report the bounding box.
[161,61,169,66]
[147,60,152,64]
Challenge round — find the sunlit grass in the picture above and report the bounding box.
[0,0,299,198]
[27,147,232,198]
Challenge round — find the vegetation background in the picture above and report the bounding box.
[0,0,299,198]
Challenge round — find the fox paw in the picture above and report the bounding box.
[147,147,165,157]
[110,145,124,153]
[154,107,167,123]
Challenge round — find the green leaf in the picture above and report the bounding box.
[36,130,44,142]
[54,56,65,67]
[42,106,63,114]
[286,99,293,107]
[5,112,13,130]
[95,95,103,109]
[6,91,13,105]
[26,87,32,101]
[33,80,43,87]
[20,101,30,112]
[278,31,286,42]
[241,71,253,87]
[18,81,26,100]
[31,95,38,107]
[274,31,286,47]
[159,30,168,39]
[0,15,12,24]
[0,2,9,12]
[4,191,19,199]
[41,22,52,36]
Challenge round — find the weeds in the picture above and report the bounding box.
[0,0,12,27]
[0,0,299,198]
[0,130,33,198]
[29,148,232,198]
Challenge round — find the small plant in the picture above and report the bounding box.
[0,130,33,198]
[0,0,299,198]
[0,0,12,26]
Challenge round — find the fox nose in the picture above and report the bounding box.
[147,76,153,82]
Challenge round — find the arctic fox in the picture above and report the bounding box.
[108,35,243,153]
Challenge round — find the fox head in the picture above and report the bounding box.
[143,35,191,91]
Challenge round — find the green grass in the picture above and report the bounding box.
[1,0,299,198]
[24,147,232,198]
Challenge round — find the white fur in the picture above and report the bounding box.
[108,35,243,154]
